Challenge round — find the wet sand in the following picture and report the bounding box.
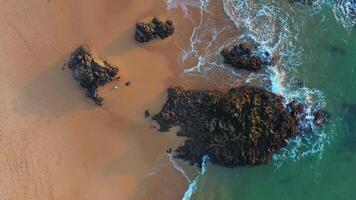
[0,0,189,199]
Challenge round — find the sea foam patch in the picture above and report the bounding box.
[166,0,330,198]
[168,0,329,164]
[333,0,356,27]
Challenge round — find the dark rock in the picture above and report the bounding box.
[166,148,172,154]
[135,18,174,43]
[328,45,346,56]
[153,86,304,167]
[221,41,273,71]
[313,110,330,126]
[68,45,119,105]
[287,100,306,121]
[144,110,150,118]
[135,22,156,43]
[125,81,131,86]
[152,18,174,39]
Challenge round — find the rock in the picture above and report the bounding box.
[221,41,273,71]
[68,45,119,105]
[153,86,304,167]
[152,18,174,39]
[313,110,330,126]
[135,17,174,43]
[287,100,306,121]
[144,110,150,118]
[125,81,131,86]
[135,22,156,43]
[327,45,346,56]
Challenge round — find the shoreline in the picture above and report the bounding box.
[0,0,191,199]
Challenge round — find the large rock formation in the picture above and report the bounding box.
[153,86,308,167]
[221,41,273,71]
[68,45,119,105]
[135,18,174,43]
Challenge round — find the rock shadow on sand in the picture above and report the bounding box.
[12,57,94,124]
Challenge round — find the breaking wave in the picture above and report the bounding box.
[333,0,356,28]
[166,0,334,199]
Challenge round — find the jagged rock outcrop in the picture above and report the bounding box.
[153,86,310,167]
[68,45,119,105]
[221,41,273,71]
[313,110,330,126]
[135,17,174,43]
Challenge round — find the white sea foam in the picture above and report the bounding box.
[181,155,210,200]
[333,0,356,28]
[166,0,331,197]
[167,153,193,183]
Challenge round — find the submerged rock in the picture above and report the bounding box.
[135,18,174,43]
[153,86,305,167]
[68,45,119,105]
[221,41,273,71]
[327,45,346,56]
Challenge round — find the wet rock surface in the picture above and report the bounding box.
[135,18,174,43]
[221,41,273,71]
[68,45,119,105]
[153,86,305,167]
[313,110,330,126]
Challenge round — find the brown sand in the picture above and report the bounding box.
[0,0,190,199]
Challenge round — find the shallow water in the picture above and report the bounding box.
[166,0,356,199]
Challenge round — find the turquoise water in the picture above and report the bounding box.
[167,0,356,199]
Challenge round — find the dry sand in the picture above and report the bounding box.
[0,0,191,199]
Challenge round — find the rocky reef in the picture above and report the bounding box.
[68,45,119,105]
[221,41,273,71]
[153,86,309,167]
[135,18,174,43]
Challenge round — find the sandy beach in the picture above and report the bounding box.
[0,0,189,199]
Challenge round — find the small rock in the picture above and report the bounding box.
[313,110,330,126]
[144,110,150,118]
[135,18,174,43]
[67,45,119,105]
[221,40,273,71]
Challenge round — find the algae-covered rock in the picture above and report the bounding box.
[153,86,305,167]
[68,45,119,105]
[221,41,273,71]
[135,17,174,43]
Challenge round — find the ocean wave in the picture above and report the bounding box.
[333,0,356,28]
[181,155,210,200]
[166,0,331,198]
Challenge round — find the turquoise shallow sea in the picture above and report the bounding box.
[166,0,356,199]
